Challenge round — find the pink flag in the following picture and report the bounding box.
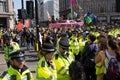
[24,20,30,28]
[71,0,75,6]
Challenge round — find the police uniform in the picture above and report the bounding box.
[77,32,86,61]
[3,35,20,67]
[69,31,80,60]
[52,38,73,80]
[0,50,34,80]
[36,43,57,80]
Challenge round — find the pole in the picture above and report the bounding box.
[71,2,73,19]
[21,0,24,9]
[35,0,38,25]
[76,0,82,20]
[35,0,40,51]
[21,0,24,24]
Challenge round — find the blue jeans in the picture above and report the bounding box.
[27,42,30,50]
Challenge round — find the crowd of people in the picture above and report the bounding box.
[0,23,120,80]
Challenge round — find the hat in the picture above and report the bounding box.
[41,43,55,52]
[59,37,70,51]
[9,50,25,61]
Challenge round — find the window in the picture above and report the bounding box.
[0,1,7,12]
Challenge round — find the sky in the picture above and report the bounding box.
[13,0,26,14]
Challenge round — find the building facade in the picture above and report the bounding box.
[0,0,15,29]
[59,0,120,23]
[38,0,59,23]
[59,0,71,20]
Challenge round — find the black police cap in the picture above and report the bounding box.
[9,50,25,61]
[41,43,55,52]
[59,37,70,50]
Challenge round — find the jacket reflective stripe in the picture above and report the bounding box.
[5,73,10,80]
[53,74,56,80]
[57,66,69,75]
[21,76,27,80]
[37,75,52,80]
[63,69,69,75]
[57,66,65,74]
[0,71,10,80]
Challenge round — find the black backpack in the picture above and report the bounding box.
[81,42,97,68]
[105,57,120,80]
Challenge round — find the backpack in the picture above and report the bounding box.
[82,42,98,68]
[105,58,120,80]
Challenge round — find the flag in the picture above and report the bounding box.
[24,19,30,28]
[87,12,91,16]
[17,21,22,30]
[85,12,97,25]
[85,16,92,24]
[89,14,97,25]
[47,11,51,21]
[71,0,75,6]
[87,12,97,25]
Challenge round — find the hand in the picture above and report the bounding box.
[49,60,56,70]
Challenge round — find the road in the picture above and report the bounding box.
[0,47,38,79]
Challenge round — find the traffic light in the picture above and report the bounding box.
[26,1,34,19]
[21,9,27,19]
[116,0,120,12]
[17,9,27,19]
[18,9,22,19]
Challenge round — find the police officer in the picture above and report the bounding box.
[52,37,73,80]
[3,34,20,67]
[36,43,57,80]
[56,32,68,47]
[69,31,80,60]
[0,50,34,80]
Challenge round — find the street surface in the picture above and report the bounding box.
[0,47,38,79]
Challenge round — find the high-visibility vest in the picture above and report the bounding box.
[69,36,80,56]
[0,65,34,80]
[78,38,86,52]
[95,51,105,75]
[36,57,57,80]
[52,50,73,80]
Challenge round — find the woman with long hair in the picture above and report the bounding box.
[104,35,120,80]
[95,35,107,80]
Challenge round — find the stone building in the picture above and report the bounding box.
[0,0,15,29]
[38,0,59,22]
[59,0,120,23]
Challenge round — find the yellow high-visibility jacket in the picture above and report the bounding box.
[0,65,34,80]
[52,50,73,80]
[36,57,57,80]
